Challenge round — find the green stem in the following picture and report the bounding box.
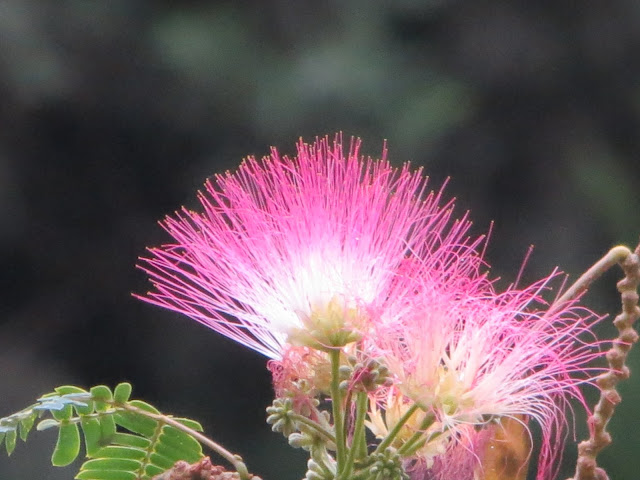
[119,403,251,480]
[399,428,445,458]
[353,392,369,460]
[330,348,347,473]
[396,412,435,456]
[288,412,336,444]
[373,403,420,454]
[339,392,369,480]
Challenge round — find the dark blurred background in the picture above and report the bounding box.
[1,1,639,479]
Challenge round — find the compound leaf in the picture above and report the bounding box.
[1,384,206,479]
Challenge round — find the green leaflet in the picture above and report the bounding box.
[81,458,143,472]
[38,419,61,431]
[112,412,158,439]
[148,452,175,471]
[0,383,205,479]
[52,422,81,466]
[81,417,103,457]
[76,470,138,480]
[110,433,152,449]
[93,446,147,460]
[158,426,201,462]
[90,386,113,412]
[19,414,36,441]
[143,463,164,478]
[100,414,117,442]
[173,417,203,432]
[113,383,132,404]
[4,429,16,456]
[52,404,74,422]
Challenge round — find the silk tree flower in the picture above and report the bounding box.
[138,135,480,360]
[371,273,604,480]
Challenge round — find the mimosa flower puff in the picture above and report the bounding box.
[372,273,604,480]
[139,134,606,480]
[138,135,477,359]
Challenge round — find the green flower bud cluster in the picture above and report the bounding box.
[266,398,297,437]
[367,448,408,480]
[339,356,392,393]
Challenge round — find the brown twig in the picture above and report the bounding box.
[568,242,640,480]
[549,246,632,315]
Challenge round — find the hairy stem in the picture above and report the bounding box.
[568,242,640,480]
[119,403,252,480]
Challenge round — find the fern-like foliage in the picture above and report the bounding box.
[0,383,204,480]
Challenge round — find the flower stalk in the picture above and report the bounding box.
[330,348,348,475]
[339,392,370,480]
[373,403,421,454]
[396,412,436,456]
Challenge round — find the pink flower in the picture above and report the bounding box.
[372,271,604,480]
[138,135,475,359]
